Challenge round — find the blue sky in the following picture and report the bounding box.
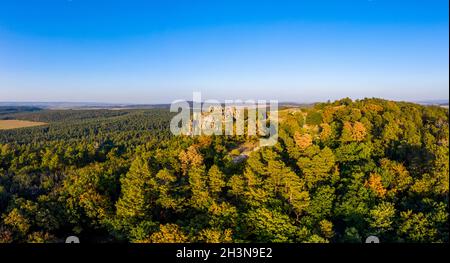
[0,0,448,103]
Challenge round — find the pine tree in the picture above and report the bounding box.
[116,155,155,219]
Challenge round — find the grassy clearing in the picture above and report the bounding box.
[0,120,47,130]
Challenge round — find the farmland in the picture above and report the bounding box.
[0,120,46,130]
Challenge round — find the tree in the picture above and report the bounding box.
[398,211,437,242]
[188,166,211,209]
[64,164,115,228]
[352,122,367,142]
[341,121,366,142]
[365,173,387,198]
[116,155,155,219]
[368,202,396,234]
[2,208,30,238]
[207,165,226,197]
[241,208,297,242]
[294,132,312,150]
[319,123,332,141]
[306,185,335,220]
[379,159,412,196]
[145,224,188,243]
[341,121,354,142]
[319,219,334,240]
[306,111,323,125]
[155,168,184,210]
[297,146,336,188]
[179,145,203,175]
[197,228,233,243]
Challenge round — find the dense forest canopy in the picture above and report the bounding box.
[0,98,448,243]
[0,106,42,115]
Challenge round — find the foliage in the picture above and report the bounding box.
[0,99,448,243]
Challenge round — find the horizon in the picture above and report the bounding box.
[1,0,449,103]
[0,97,448,106]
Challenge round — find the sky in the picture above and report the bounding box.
[0,0,448,104]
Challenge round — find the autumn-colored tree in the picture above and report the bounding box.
[352,121,367,141]
[379,159,413,195]
[179,145,204,175]
[365,173,387,198]
[319,123,332,141]
[341,121,354,142]
[294,132,312,150]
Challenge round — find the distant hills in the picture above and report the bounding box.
[0,99,447,110]
[0,101,313,110]
[0,106,42,115]
[416,99,449,107]
[0,102,171,110]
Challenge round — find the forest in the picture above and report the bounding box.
[0,98,448,243]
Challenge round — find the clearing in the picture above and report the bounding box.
[0,120,47,130]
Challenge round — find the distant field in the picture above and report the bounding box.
[0,120,47,130]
